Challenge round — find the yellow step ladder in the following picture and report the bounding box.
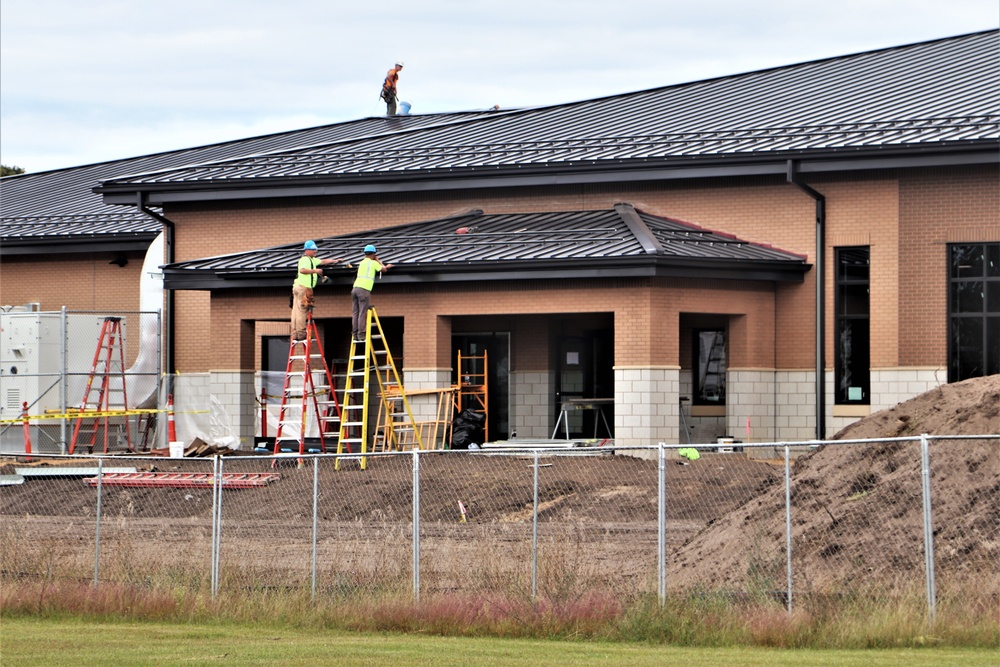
[336,307,422,469]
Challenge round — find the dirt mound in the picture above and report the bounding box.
[667,375,1000,594]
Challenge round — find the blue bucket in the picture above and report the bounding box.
[398,101,411,115]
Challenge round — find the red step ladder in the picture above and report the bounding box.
[70,317,132,454]
[273,315,341,455]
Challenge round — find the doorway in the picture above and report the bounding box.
[555,328,614,439]
[452,333,509,441]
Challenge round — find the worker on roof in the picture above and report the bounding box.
[351,244,393,341]
[380,61,404,116]
[291,240,343,342]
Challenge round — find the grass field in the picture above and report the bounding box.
[2,618,996,667]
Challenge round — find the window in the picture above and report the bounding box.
[949,243,1000,382]
[835,247,870,404]
[693,329,726,406]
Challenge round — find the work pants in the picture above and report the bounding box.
[351,286,372,339]
[291,283,314,340]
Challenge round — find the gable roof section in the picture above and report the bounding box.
[161,204,809,289]
[99,30,1000,204]
[0,111,499,255]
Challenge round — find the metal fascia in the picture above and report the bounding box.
[101,144,997,206]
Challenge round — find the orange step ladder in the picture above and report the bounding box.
[273,315,341,455]
[70,317,132,454]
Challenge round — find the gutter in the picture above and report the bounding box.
[137,197,176,384]
[787,160,826,441]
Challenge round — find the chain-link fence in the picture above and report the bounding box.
[2,436,997,616]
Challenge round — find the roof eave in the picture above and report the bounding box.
[97,141,1000,206]
[0,235,158,256]
[162,257,809,290]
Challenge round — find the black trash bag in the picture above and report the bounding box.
[451,429,473,450]
[450,409,486,449]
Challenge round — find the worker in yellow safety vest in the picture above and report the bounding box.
[351,244,392,341]
[291,240,343,342]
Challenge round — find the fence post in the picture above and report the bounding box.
[311,455,319,601]
[658,442,666,606]
[784,444,793,615]
[211,455,223,598]
[920,434,937,621]
[532,450,539,600]
[60,306,68,454]
[412,449,421,603]
[94,457,103,586]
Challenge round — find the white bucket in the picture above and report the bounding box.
[169,441,184,458]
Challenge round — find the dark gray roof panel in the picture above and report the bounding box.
[0,111,498,228]
[101,30,1000,188]
[161,205,808,289]
[2,212,159,238]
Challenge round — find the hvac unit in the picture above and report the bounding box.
[0,311,126,453]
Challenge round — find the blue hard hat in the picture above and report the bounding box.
[364,244,377,253]
[304,240,318,250]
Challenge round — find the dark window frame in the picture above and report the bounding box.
[835,246,871,405]
[692,328,726,407]
[948,242,1000,382]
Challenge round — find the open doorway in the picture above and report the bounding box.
[452,333,509,441]
[554,328,614,439]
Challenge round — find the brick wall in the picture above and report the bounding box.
[898,165,1000,367]
[0,251,145,312]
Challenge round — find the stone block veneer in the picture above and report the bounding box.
[510,370,554,439]
[614,366,679,456]
[726,369,776,443]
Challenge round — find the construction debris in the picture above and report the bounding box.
[84,472,280,489]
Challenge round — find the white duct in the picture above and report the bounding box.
[126,231,164,408]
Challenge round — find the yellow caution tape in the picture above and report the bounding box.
[0,408,208,424]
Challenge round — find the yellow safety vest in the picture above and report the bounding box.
[295,256,319,288]
[353,257,380,291]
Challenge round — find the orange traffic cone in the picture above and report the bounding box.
[21,402,32,459]
[167,394,178,443]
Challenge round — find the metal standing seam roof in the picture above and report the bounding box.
[0,111,500,251]
[160,204,809,290]
[98,30,1000,192]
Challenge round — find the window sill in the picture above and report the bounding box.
[690,406,726,417]
[833,404,870,418]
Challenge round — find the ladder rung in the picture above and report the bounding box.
[342,421,364,427]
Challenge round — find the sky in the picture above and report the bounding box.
[1,0,997,174]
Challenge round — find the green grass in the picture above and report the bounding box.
[2,617,996,667]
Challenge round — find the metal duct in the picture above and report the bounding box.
[126,231,164,408]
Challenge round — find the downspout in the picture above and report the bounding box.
[137,195,176,385]
[786,160,826,441]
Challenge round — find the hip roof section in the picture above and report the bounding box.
[161,204,810,289]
